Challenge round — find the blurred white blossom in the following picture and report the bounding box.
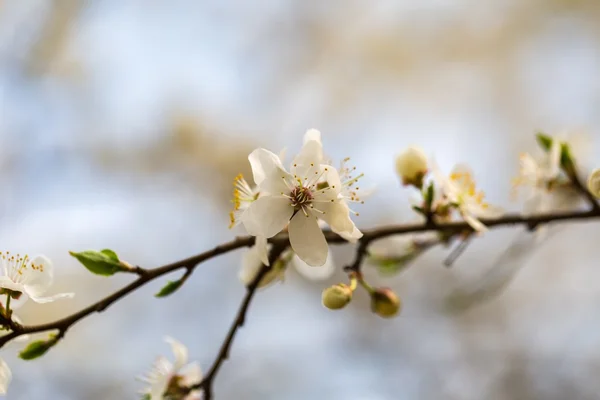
[139,337,202,400]
[434,164,503,232]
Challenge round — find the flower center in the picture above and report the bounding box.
[290,186,313,209]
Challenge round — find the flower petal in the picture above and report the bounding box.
[240,238,272,286]
[288,211,328,267]
[548,137,561,178]
[242,196,293,238]
[303,129,322,144]
[0,277,24,294]
[165,337,188,371]
[21,255,54,299]
[463,212,487,233]
[0,358,11,395]
[259,168,294,196]
[317,201,355,235]
[292,252,335,281]
[291,139,323,179]
[336,223,363,243]
[28,291,74,304]
[248,148,285,186]
[181,362,203,387]
[255,236,270,266]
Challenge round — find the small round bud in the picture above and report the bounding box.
[322,284,353,310]
[370,288,401,318]
[588,169,600,199]
[395,147,428,188]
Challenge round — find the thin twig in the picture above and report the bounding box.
[566,167,600,213]
[190,242,289,399]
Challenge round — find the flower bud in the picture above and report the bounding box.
[322,284,353,310]
[395,147,428,188]
[588,169,600,199]
[370,288,401,318]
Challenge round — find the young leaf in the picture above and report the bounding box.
[535,132,552,151]
[69,250,127,276]
[155,280,183,298]
[19,336,58,360]
[535,132,575,172]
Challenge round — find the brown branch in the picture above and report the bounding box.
[190,242,289,399]
[566,166,600,213]
[1,209,599,349]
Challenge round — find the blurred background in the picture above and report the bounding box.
[1,0,600,399]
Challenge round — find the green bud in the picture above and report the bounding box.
[322,284,353,310]
[370,288,401,318]
[19,335,59,360]
[69,249,132,276]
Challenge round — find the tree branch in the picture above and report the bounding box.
[190,242,289,399]
[1,209,599,348]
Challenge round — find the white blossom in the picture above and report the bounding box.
[140,337,202,400]
[242,130,361,266]
[434,164,503,232]
[0,358,10,396]
[395,146,428,186]
[513,133,586,214]
[0,253,73,309]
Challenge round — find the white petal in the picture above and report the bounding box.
[0,277,25,294]
[288,211,328,267]
[303,129,322,144]
[463,212,487,233]
[0,358,11,395]
[317,201,354,235]
[292,252,335,281]
[164,336,188,372]
[21,255,54,299]
[336,224,363,243]
[28,292,74,304]
[242,196,293,238]
[259,169,294,196]
[240,247,264,286]
[548,137,561,177]
[323,165,342,193]
[291,140,323,178]
[248,148,285,186]
[181,362,203,386]
[255,236,270,266]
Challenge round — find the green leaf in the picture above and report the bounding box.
[69,249,127,276]
[535,132,575,172]
[19,336,58,360]
[424,182,435,211]
[412,205,425,215]
[100,249,119,262]
[155,280,183,298]
[535,132,552,151]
